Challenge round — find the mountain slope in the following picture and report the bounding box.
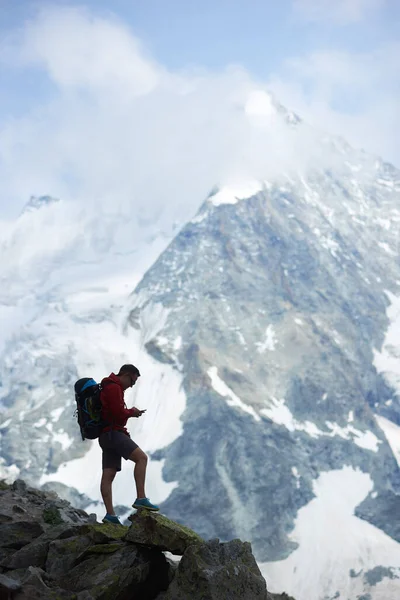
[120,152,400,598]
[0,197,177,484]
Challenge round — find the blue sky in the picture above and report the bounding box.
[1,1,397,71]
[0,0,399,217]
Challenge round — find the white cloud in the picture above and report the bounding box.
[4,6,160,96]
[268,43,400,165]
[0,5,398,223]
[293,0,386,24]
[0,6,335,221]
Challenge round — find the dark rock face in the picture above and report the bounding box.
[0,480,292,600]
[56,542,170,600]
[0,522,44,550]
[163,538,269,600]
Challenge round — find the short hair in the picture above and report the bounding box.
[117,364,140,377]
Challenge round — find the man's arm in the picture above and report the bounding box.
[101,383,138,421]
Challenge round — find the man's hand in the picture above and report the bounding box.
[131,407,146,418]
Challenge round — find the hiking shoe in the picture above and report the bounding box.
[132,498,159,511]
[102,514,122,525]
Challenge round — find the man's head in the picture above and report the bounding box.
[117,364,141,390]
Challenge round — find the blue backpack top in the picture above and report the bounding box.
[74,378,112,440]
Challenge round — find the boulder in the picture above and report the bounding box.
[11,566,74,599]
[7,522,128,574]
[11,481,27,495]
[5,538,49,570]
[56,542,171,599]
[46,535,96,578]
[124,511,203,555]
[163,538,269,600]
[0,548,18,571]
[0,522,44,550]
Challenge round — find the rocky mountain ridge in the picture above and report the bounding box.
[0,479,293,600]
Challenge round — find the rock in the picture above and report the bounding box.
[0,522,44,550]
[81,522,128,543]
[11,506,26,515]
[124,511,203,555]
[163,538,269,600]
[0,573,21,595]
[11,481,26,494]
[12,566,74,600]
[3,524,110,571]
[46,535,95,579]
[0,481,292,599]
[0,515,12,525]
[45,523,128,579]
[0,548,17,570]
[76,592,94,600]
[20,566,49,588]
[0,480,93,530]
[5,537,50,571]
[42,504,64,526]
[2,568,28,584]
[56,543,171,599]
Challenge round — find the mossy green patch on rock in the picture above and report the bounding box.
[84,542,123,555]
[154,512,203,541]
[124,510,203,555]
[88,522,128,540]
[43,506,64,525]
[0,480,10,491]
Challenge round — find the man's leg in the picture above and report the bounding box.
[100,468,118,515]
[128,447,148,499]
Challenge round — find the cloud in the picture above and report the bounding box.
[293,0,386,24]
[7,6,160,97]
[268,43,400,166]
[0,6,328,221]
[0,5,398,225]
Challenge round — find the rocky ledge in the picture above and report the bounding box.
[0,479,294,600]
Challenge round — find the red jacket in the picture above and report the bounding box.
[100,373,136,435]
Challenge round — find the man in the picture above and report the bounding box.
[99,363,159,524]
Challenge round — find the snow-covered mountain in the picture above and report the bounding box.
[1,102,400,600]
[0,196,179,482]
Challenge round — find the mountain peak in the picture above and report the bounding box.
[21,195,60,214]
[207,182,264,206]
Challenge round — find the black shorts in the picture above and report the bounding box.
[98,431,138,472]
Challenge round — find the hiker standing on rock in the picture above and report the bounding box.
[99,364,159,524]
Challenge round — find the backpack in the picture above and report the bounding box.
[74,378,112,440]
